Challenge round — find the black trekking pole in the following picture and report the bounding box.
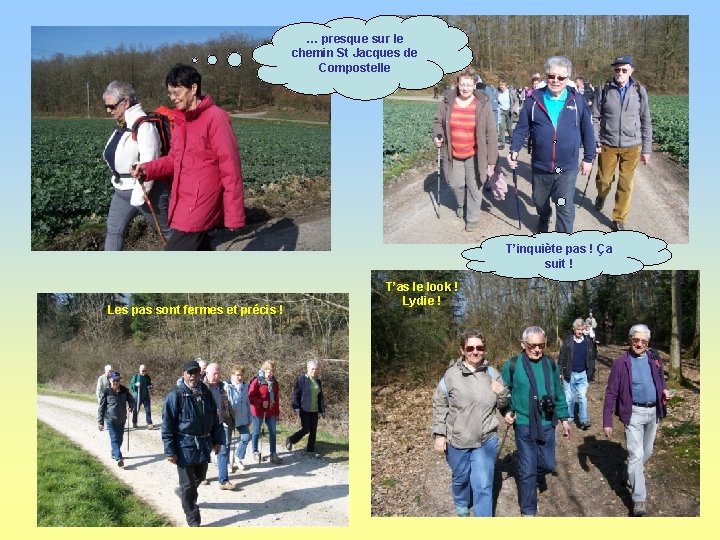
[126,410,131,452]
[433,134,443,219]
[497,411,515,457]
[577,154,597,208]
[512,167,521,230]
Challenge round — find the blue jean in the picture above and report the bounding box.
[104,183,171,251]
[231,424,252,460]
[445,436,498,517]
[107,422,125,461]
[531,168,577,232]
[563,371,589,424]
[132,396,152,426]
[625,405,659,502]
[252,415,277,455]
[217,424,231,484]
[514,424,557,516]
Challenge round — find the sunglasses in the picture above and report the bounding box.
[631,338,649,345]
[186,368,200,375]
[525,342,546,350]
[614,67,630,73]
[546,74,568,81]
[104,99,125,111]
[464,345,485,353]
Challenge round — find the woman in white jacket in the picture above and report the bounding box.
[102,80,171,250]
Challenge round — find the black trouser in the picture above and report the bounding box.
[164,230,214,251]
[288,410,319,452]
[177,463,208,526]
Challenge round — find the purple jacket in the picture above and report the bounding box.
[603,349,668,427]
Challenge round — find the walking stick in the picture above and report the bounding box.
[577,154,597,208]
[497,412,515,457]
[512,168,521,230]
[436,135,443,218]
[126,409,131,451]
[138,180,166,245]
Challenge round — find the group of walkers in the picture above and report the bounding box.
[96,358,326,526]
[433,54,652,234]
[432,322,668,517]
[102,63,245,251]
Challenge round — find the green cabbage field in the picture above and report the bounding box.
[31,118,330,246]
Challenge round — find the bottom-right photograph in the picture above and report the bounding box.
[371,270,699,517]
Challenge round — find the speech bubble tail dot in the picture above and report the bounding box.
[557,197,566,206]
[192,57,198,63]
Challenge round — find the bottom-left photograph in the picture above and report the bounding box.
[36,292,349,527]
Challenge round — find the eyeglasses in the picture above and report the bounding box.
[167,88,189,99]
[525,342,546,350]
[546,74,568,81]
[458,83,475,89]
[104,99,125,111]
[141,370,148,373]
[631,338,649,345]
[464,345,486,353]
[614,67,630,73]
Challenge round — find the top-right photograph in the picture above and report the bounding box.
[383,15,688,244]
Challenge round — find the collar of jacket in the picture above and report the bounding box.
[182,95,214,121]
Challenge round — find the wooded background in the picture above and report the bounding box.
[31,32,330,117]
[37,293,349,433]
[371,270,698,385]
[438,15,688,92]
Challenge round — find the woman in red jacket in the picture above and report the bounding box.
[132,64,245,250]
[249,361,282,464]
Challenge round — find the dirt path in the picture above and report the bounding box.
[37,395,348,527]
[213,212,331,251]
[371,345,699,517]
[383,143,688,244]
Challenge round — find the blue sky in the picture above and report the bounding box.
[31,26,279,60]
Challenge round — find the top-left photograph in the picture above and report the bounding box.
[31,26,331,251]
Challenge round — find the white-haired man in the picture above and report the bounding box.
[603,324,669,516]
[96,364,112,402]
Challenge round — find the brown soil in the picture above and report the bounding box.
[371,344,699,517]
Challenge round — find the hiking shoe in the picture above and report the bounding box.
[254,452,261,463]
[581,420,592,430]
[465,221,480,232]
[117,459,124,467]
[132,424,138,429]
[237,460,247,471]
[633,501,646,516]
[456,206,464,219]
[147,423,154,430]
[230,461,238,472]
[219,482,236,491]
[199,479,210,486]
[269,453,282,465]
[612,221,625,231]
[594,196,605,211]
[285,437,293,451]
[537,219,550,233]
[537,475,548,492]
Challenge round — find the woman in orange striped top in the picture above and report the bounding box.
[433,70,499,232]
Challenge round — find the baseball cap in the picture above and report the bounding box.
[611,55,634,66]
[182,360,201,373]
[108,371,121,381]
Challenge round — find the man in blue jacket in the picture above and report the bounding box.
[162,360,225,527]
[508,55,595,233]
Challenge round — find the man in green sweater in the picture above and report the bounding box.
[502,326,572,516]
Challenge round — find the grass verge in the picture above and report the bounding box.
[37,420,173,526]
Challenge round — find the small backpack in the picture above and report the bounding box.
[131,106,174,156]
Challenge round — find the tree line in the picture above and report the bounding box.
[371,270,698,385]
[37,293,349,432]
[31,32,330,117]
[439,15,688,93]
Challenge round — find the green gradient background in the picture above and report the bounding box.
[3,0,715,536]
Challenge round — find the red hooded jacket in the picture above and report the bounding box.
[248,376,280,418]
[143,96,245,232]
